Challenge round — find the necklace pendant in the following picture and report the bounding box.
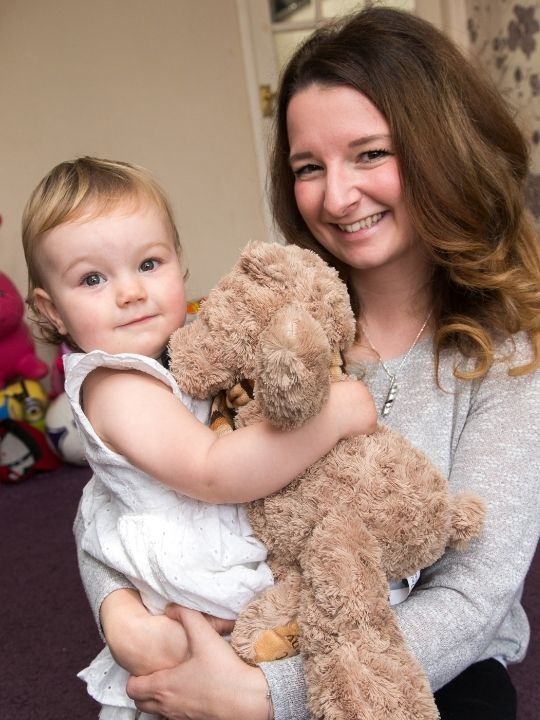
[381,377,398,417]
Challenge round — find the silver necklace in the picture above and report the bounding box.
[361,310,433,418]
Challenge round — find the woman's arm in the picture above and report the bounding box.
[84,369,377,504]
[394,344,540,691]
[73,486,135,633]
[75,493,189,675]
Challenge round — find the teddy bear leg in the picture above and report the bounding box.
[230,571,302,664]
[298,507,439,720]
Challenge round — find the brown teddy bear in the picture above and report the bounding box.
[168,241,485,720]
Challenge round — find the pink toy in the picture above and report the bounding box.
[0,272,49,388]
[49,342,71,398]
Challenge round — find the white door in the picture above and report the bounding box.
[235,0,468,242]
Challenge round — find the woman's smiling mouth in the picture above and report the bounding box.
[337,212,385,232]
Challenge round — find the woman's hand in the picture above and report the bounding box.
[126,604,272,720]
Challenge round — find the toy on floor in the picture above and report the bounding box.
[0,377,59,482]
[45,392,87,466]
[0,378,49,430]
[49,342,72,398]
[168,241,486,720]
[0,272,48,388]
[0,418,62,483]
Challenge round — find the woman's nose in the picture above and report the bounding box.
[116,275,147,305]
[323,167,361,217]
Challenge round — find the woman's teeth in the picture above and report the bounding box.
[338,212,384,232]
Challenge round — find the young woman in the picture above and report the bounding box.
[73,7,540,720]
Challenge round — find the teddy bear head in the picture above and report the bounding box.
[169,242,356,429]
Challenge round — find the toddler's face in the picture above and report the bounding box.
[33,201,186,358]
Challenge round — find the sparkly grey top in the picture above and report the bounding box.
[73,332,540,719]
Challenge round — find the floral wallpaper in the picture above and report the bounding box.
[466,1,540,224]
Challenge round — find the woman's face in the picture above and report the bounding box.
[287,84,420,275]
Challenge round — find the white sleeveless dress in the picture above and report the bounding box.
[65,350,273,720]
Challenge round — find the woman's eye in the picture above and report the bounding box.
[81,273,103,287]
[293,163,321,178]
[140,259,159,272]
[359,149,391,163]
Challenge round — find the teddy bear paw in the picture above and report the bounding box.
[254,620,300,662]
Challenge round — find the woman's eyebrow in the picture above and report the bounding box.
[289,150,314,164]
[348,133,391,147]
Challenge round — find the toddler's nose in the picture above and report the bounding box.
[116,275,147,305]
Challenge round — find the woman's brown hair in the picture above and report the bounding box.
[270,6,540,378]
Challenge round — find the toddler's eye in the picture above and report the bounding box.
[140,259,159,272]
[82,273,103,287]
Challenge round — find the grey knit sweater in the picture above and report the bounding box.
[73,333,540,720]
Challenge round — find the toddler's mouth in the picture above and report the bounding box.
[120,315,156,327]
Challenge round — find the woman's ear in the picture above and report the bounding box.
[32,288,68,335]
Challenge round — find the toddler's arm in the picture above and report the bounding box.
[100,589,188,676]
[83,368,376,504]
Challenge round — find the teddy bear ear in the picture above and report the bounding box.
[168,321,237,399]
[236,241,288,284]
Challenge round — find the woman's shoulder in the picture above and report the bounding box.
[494,330,536,364]
[479,331,539,387]
[473,331,540,410]
[436,330,537,377]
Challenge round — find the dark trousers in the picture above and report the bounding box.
[434,659,517,720]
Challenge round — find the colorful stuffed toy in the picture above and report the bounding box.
[0,272,48,388]
[168,242,486,720]
[0,419,62,483]
[0,378,49,431]
[45,392,87,466]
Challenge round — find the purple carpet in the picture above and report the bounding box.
[1,465,538,719]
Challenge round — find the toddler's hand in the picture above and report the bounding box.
[328,378,378,439]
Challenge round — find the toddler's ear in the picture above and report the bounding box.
[32,288,68,335]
